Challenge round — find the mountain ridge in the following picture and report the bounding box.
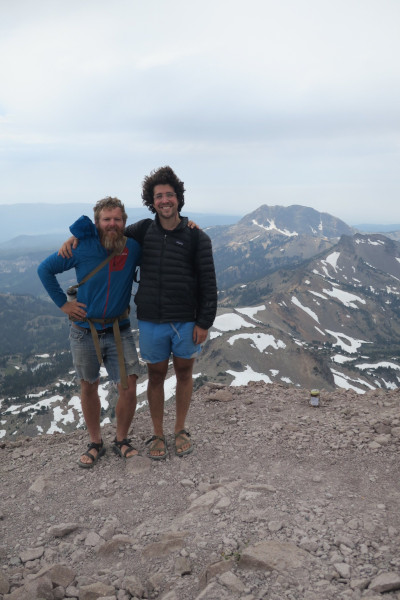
[0,204,399,441]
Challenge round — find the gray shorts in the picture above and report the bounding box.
[69,324,140,384]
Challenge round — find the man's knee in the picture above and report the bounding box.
[173,357,194,381]
[147,361,169,385]
[80,378,99,391]
[118,375,137,397]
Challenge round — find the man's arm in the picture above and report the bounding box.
[59,216,200,257]
[193,324,209,345]
[37,253,87,320]
[194,231,218,336]
[59,236,78,258]
[124,219,153,243]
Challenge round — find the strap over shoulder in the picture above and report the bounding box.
[69,237,127,293]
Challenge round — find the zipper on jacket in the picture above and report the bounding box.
[158,233,168,320]
[101,255,114,324]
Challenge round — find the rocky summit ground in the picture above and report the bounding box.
[1,382,400,600]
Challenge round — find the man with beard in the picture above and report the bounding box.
[38,197,142,468]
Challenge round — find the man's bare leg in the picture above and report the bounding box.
[173,356,195,453]
[79,379,102,464]
[115,374,138,457]
[147,359,169,457]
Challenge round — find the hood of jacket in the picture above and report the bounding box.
[70,215,98,239]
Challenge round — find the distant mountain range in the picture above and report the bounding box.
[354,223,400,233]
[0,203,240,244]
[1,203,399,439]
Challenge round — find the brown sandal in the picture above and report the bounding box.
[174,430,193,457]
[145,435,168,460]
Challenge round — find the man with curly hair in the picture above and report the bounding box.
[125,166,217,459]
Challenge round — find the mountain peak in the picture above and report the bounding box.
[240,204,355,239]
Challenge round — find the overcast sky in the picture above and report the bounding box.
[1,0,399,225]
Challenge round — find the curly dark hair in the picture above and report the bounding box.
[141,166,185,214]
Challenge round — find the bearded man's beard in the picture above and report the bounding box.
[99,229,125,253]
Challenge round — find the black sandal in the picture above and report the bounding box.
[78,440,106,469]
[145,435,168,461]
[112,437,138,459]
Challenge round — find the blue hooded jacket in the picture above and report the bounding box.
[37,216,142,330]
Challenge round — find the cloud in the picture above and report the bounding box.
[0,0,399,223]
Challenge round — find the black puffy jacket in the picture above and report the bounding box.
[125,216,217,330]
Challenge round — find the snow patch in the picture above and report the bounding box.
[356,361,400,371]
[236,305,266,321]
[325,330,370,353]
[323,251,340,271]
[291,297,319,322]
[227,365,272,386]
[213,313,256,331]
[322,287,366,308]
[252,218,298,238]
[227,333,286,352]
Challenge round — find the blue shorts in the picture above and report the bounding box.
[69,324,140,384]
[138,321,202,364]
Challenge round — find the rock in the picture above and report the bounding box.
[48,522,80,537]
[85,531,102,546]
[4,587,32,600]
[195,581,232,599]
[125,455,151,473]
[29,476,51,494]
[239,540,313,573]
[80,581,116,600]
[207,390,233,402]
[174,556,192,575]
[52,586,67,599]
[96,534,134,555]
[0,572,10,594]
[374,434,391,445]
[368,441,382,450]
[218,571,246,593]
[47,564,76,588]
[334,562,351,578]
[160,591,179,600]
[142,538,184,558]
[123,574,145,597]
[187,489,220,512]
[199,559,235,589]
[10,574,53,600]
[268,520,283,532]
[19,546,44,563]
[368,571,400,592]
[180,478,195,488]
[349,577,369,590]
[31,564,76,588]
